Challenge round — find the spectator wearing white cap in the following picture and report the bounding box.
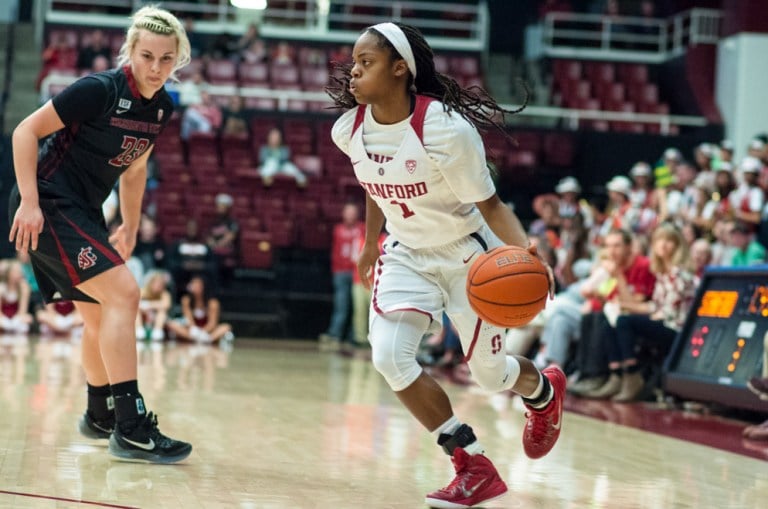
[729,157,765,229]
[693,143,714,172]
[719,139,734,164]
[653,147,680,191]
[555,176,594,228]
[628,162,654,209]
[598,176,641,240]
[747,138,766,160]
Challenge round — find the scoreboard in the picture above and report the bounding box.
[664,266,768,412]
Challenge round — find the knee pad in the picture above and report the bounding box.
[369,312,430,392]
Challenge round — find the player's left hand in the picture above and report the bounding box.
[109,224,136,261]
[527,244,555,299]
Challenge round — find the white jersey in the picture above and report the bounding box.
[331,96,495,249]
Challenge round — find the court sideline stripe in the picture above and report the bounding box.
[0,490,139,509]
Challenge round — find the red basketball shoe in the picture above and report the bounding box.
[522,365,566,459]
[425,448,507,508]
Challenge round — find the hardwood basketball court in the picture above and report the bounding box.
[0,335,765,509]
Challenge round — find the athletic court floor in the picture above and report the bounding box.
[0,335,766,509]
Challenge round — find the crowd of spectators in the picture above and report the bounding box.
[425,136,768,418]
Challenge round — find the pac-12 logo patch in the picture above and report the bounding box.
[405,159,417,174]
[118,98,132,110]
[77,246,98,270]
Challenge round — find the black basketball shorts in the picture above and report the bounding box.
[9,190,124,303]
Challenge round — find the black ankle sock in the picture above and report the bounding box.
[521,374,552,408]
[624,364,641,374]
[111,380,146,432]
[87,383,114,422]
[609,367,622,376]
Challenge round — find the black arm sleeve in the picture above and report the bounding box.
[51,75,111,126]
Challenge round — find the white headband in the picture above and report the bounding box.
[371,22,417,79]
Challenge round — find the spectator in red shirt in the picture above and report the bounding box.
[569,228,656,396]
[319,203,365,350]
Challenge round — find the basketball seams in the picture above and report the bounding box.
[467,294,548,307]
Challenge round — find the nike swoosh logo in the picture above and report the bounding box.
[551,405,562,430]
[462,252,477,264]
[122,437,155,451]
[116,109,129,114]
[351,160,361,165]
[93,422,112,433]
[461,478,487,498]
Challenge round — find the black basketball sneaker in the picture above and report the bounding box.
[78,411,114,441]
[109,412,192,464]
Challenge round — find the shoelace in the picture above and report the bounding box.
[526,410,553,437]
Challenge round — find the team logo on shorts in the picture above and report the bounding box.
[158,109,164,121]
[405,159,417,174]
[77,247,98,270]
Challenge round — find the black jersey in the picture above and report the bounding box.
[38,65,173,211]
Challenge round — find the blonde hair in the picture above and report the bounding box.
[117,5,191,82]
[649,222,690,274]
[141,271,169,300]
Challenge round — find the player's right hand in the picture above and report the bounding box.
[9,201,44,254]
[357,242,380,290]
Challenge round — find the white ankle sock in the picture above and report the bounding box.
[432,417,484,455]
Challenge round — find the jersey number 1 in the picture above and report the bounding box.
[390,200,415,218]
[109,136,150,167]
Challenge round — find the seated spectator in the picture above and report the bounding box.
[629,162,654,210]
[710,218,736,266]
[719,139,735,164]
[177,70,208,107]
[167,219,218,300]
[598,176,640,239]
[180,90,222,140]
[166,275,233,343]
[690,238,713,278]
[569,228,656,396]
[257,127,307,187]
[206,193,240,283]
[221,96,250,137]
[236,23,267,62]
[76,29,111,71]
[555,176,593,227]
[696,161,736,233]
[529,194,560,240]
[590,223,698,402]
[556,210,591,288]
[729,156,765,228]
[136,271,173,342]
[134,214,166,272]
[88,54,110,75]
[36,301,83,336]
[728,221,766,266]
[0,260,33,334]
[37,32,71,89]
[272,41,295,65]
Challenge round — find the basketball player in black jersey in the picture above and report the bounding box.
[9,6,192,463]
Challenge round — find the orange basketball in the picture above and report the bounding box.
[466,246,549,328]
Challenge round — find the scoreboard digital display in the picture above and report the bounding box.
[664,266,768,411]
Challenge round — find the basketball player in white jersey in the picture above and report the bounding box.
[327,22,567,508]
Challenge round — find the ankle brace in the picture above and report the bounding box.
[437,424,477,456]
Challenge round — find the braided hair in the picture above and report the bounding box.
[326,22,526,139]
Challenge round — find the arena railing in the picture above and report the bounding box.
[42,0,488,51]
[37,74,709,136]
[540,8,722,63]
